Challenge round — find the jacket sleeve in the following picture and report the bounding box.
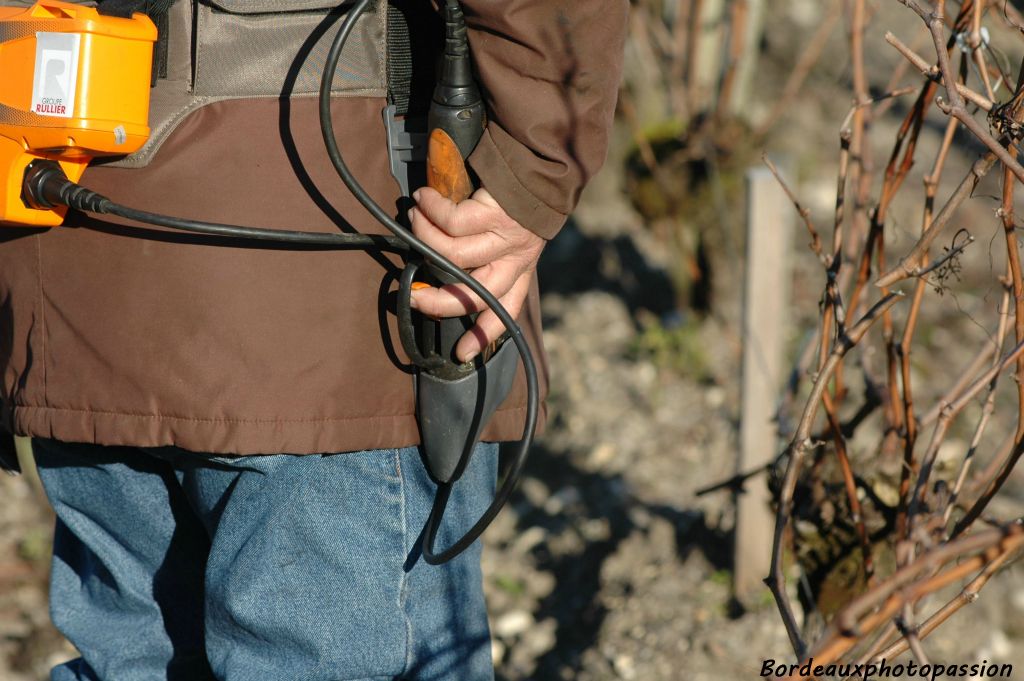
[460,0,628,240]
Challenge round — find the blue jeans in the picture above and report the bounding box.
[32,439,498,681]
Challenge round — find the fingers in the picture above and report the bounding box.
[454,273,532,362]
[412,187,498,237]
[408,266,532,362]
[455,310,501,363]
[407,185,544,361]
[409,207,511,270]
[410,260,517,318]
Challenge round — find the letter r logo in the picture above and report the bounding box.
[31,32,81,119]
[41,49,70,101]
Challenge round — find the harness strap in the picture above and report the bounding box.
[98,0,176,84]
[386,2,412,116]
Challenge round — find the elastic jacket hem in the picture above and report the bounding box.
[4,403,542,455]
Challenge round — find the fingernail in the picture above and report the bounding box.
[407,208,415,223]
[458,349,479,363]
[409,293,419,309]
[412,189,422,202]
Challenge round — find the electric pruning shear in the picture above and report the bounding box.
[0,0,539,565]
[331,0,538,564]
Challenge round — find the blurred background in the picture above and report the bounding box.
[5,1,1024,679]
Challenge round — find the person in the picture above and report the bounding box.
[0,0,627,679]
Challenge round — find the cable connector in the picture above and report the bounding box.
[437,0,474,95]
[22,161,111,214]
[428,0,485,160]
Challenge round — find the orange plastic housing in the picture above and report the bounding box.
[0,1,155,226]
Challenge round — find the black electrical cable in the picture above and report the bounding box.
[23,161,409,251]
[104,203,408,250]
[105,204,409,250]
[319,0,538,564]
[20,0,537,566]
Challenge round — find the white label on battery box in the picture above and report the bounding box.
[31,32,81,118]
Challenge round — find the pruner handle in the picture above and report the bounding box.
[426,128,474,204]
[400,127,481,377]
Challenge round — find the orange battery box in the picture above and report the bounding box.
[0,0,155,226]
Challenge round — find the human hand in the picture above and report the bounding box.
[408,186,545,363]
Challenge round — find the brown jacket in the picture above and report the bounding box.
[0,0,627,455]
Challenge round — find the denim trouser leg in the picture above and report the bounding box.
[32,439,497,681]
[35,442,214,681]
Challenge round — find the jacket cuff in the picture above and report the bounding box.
[469,128,569,241]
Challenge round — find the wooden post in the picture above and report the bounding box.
[735,165,791,603]
[729,0,767,120]
[691,0,726,113]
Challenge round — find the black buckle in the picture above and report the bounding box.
[382,105,427,198]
